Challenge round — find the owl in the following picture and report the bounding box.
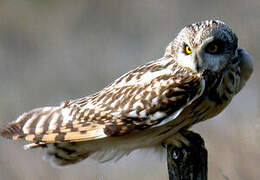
[1,20,253,166]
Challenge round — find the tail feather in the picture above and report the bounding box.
[1,104,108,143]
[1,105,100,167]
[1,122,24,140]
[1,106,63,142]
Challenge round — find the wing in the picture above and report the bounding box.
[1,58,204,143]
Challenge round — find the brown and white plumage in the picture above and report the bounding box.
[1,20,253,166]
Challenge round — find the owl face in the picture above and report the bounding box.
[165,20,238,73]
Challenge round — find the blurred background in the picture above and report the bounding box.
[0,0,259,179]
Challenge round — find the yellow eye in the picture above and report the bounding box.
[185,45,192,55]
[206,43,218,54]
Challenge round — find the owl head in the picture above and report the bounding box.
[165,20,243,73]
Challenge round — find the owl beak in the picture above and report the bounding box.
[195,37,215,73]
[195,53,203,73]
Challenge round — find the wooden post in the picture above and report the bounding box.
[167,131,208,180]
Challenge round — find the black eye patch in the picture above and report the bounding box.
[205,40,225,54]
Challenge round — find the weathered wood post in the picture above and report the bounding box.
[167,131,208,180]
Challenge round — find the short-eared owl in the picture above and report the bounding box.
[1,20,253,166]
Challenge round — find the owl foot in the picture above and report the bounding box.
[166,131,208,179]
[162,132,190,148]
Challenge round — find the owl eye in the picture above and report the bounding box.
[206,44,218,54]
[184,44,192,55]
[206,41,223,54]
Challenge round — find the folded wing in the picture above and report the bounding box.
[1,60,204,143]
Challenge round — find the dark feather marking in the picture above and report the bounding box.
[54,153,71,162]
[221,94,229,102]
[55,133,66,141]
[96,93,106,102]
[225,86,233,94]
[77,110,85,120]
[125,73,135,82]
[58,147,77,155]
[228,72,235,85]
[52,115,63,133]
[72,107,80,119]
[104,124,122,136]
[0,123,23,139]
[157,127,172,136]
[193,107,211,117]
[80,131,87,134]
[34,134,44,142]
